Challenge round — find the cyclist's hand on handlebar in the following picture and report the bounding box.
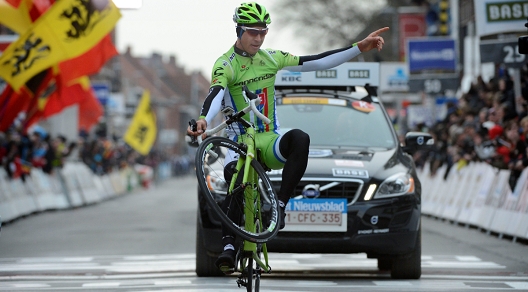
[187,118,208,136]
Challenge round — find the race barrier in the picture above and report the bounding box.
[0,161,146,223]
[418,162,528,242]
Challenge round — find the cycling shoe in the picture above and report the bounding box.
[215,249,236,274]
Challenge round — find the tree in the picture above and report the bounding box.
[271,0,387,52]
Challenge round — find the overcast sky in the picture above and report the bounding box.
[115,0,310,77]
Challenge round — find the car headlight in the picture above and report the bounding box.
[206,171,228,194]
[374,173,415,199]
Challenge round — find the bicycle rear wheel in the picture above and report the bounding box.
[195,137,280,243]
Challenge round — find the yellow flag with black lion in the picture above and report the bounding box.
[0,0,121,90]
[124,90,157,156]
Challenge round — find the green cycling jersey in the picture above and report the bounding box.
[199,43,362,135]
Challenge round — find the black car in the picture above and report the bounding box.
[195,62,433,279]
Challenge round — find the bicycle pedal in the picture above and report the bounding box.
[220,266,235,275]
[236,278,247,288]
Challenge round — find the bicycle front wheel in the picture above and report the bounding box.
[195,137,280,243]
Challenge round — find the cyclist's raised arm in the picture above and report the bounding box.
[282,26,389,72]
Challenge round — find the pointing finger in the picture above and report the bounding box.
[372,27,389,36]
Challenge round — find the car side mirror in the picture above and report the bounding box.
[402,132,434,155]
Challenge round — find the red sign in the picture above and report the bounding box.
[398,11,426,62]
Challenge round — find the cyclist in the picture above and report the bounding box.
[187,2,389,273]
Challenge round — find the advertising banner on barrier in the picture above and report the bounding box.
[0,162,140,224]
[467,164,495,225]
[505,168,528,238]
[515,169,528,213]
[9,178,38,217]
[433,166,459,217]
[442,164,473,221]
[457,163,487,224]
[505,167,528,210]
[428,165,448,214]
[454,164,479,223]
[421,161,528,240]
[488,170,513,233]
[60,165,85,207]
[0,169,18,222]
[73,163,102,204]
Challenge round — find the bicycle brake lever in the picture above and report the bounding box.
[242,85,258,100]
[188,119,198,145]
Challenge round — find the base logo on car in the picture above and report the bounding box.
[333,168,369,178]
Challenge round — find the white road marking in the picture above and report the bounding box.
[0,283,50,288]
[374,281,414,286]
[82,282,120,287]
[506,282,528,289]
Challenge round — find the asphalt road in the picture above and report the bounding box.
[0,175,527,291]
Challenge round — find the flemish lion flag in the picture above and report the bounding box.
[0,0,121,90]
[124,90,157,156]
[0,0,33,34]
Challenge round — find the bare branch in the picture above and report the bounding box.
[271,0,387,51]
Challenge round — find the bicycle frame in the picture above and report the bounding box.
[230,125,271,275]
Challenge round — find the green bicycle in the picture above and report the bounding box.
[191,86,281,291]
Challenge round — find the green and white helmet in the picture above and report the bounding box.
[233,2,271,25]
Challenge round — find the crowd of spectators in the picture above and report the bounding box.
[414,64,528,191]
[0,129,75,181]
[0,127,192,183]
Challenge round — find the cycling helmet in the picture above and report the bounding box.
[233,2,271,25]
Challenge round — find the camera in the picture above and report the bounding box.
[519,18,528,55]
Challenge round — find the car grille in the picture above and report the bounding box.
[270,178,363,205]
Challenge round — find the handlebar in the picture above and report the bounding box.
[190,86,271,145]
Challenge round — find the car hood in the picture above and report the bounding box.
[269,147,409,181]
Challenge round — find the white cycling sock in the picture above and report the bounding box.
[224,244,235,251]
[279,200,286,208]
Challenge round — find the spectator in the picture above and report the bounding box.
[41,135,56,175]
[30,132,48,169]
[503,120,528,190]
[497,77,518,122]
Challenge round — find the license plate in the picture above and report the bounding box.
[282,198,347,232]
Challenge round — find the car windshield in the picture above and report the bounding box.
[276,97,396,149]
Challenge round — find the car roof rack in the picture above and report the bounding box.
[275,85,356,93]
[274,62,380,87]
[275,84,378,100]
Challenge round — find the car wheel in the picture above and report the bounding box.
[195,214,224,277]
[391,228,421,279]
[377,259,392,271]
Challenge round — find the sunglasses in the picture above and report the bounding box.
[240,26,268,37]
